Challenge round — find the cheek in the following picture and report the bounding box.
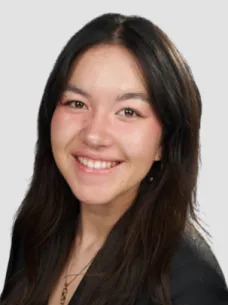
[119,121,162,162]
[50,109,73,149]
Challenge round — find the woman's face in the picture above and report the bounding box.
[51,44,162,208]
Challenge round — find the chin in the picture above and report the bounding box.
[75,195,113,206]
[71,186,117,206]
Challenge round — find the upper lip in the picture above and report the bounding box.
[72,152,123,163]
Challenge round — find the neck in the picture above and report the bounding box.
[76,198,133,250]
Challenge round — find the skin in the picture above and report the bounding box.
[50,44,162,245]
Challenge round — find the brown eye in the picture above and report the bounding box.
[65,100,86,108]
[118,108,139,117]
[124,108,136,116]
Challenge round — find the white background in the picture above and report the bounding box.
[0,1,227,291]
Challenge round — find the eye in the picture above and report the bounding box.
[63,100,86,109]
[118,108,140,118]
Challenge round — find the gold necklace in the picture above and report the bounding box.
[60,257,94,305]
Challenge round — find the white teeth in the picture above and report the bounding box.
[77,156,118,169]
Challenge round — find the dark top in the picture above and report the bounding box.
[1,231,228,304]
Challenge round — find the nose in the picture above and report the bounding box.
[79,111,113,148]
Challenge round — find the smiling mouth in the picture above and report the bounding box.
[76,156,121,169]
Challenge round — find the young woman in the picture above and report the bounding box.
[1,13,228,305]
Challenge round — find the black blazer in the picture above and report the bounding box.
[137,233,228,304]
[1,232,228,304]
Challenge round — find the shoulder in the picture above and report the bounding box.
[170,229,228,304]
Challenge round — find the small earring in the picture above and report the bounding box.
[148,176,154,183]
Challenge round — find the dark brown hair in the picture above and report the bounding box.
[1,13,204,305]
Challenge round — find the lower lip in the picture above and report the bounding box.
[73,157,122,175]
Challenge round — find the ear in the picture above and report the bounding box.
[154,146,162,161]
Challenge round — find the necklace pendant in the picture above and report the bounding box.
[60,282,68,305]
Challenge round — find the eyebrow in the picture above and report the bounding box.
[64,84,150,103]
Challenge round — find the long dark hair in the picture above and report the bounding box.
[1,13,203,305]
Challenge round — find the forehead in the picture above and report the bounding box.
[67,44,147,94]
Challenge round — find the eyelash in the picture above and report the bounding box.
[62,100,141,118]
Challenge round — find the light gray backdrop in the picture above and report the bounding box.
[0,0,227,291]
